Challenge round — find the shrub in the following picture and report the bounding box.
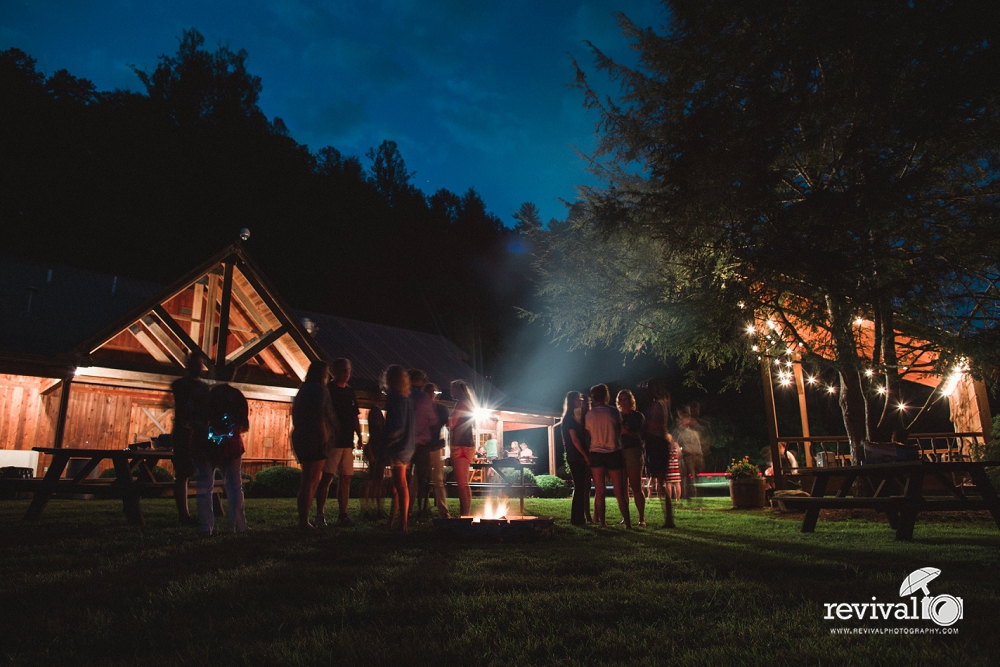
[249,466,301,498]
[99,465,174,482]
[534,474,571,498]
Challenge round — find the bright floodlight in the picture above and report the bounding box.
[472,406,492,421]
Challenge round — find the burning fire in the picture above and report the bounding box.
[472,499,509,522]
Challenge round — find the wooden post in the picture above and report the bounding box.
[547,424,556,476]
[215,262,234,377]
[52,375,73,449]
[201,274,219,361]
[760,358,784,490]
[792,359,813,467]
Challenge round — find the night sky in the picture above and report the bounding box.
[0,0,665,226]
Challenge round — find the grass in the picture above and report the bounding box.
[2,496,999,666]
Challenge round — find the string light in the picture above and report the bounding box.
[854,318,864,326]
[827,386,837,394]
[876,386,887,395]
[897,402,908,411]
[865,369,874,377]
[806,376,817,385]
[746,324,756,334]
[751,345,759,352]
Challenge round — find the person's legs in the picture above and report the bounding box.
[591,466,607,527]
[297,460,324,529]
[193,460,216,534]
[429,449,449,518]
[172,428,196,524]
[414,445,431,512]
[655,475,675,527]
[623,449,645,525]
[221,457,247,532]
[315,472,335,523]
[453,450,472,516]
[568,459,590,525]
[388,463,410,533]
[608,468,631,528]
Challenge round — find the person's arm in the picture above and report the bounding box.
[569,427,589,466]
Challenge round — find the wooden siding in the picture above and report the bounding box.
[0,374,52,451]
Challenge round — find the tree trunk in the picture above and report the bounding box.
[827,294,868,463]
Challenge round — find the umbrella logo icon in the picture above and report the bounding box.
[900,568,963,627]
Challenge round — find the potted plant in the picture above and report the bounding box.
[727,457,767,509]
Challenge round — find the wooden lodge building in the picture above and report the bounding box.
[0,245,559,478]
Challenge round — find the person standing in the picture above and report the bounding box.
[292,361,338,530]
[384,365,415,533]
[560,391,591,526]
[642,379,676,527]
[617,389,647,527]
[449,380,477,517]
[192,383,250,535]
[585,384,631,529]
[408,369,436,515]
[170,352,210,526]
[317,358,362,527]
[673,409,704,502]
[424,382,451,518]
[362,404,388,519]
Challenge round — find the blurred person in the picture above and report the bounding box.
[617,389,647,527]
[642,379,675,528]
[192,383,250,534]
[673,409,704,502]
[316,359,361,527]
[483,436,499,460]
[292,361,338,530]
[518,442,534,461]
[362,406,388,519]
[425,382,451,518]
[449,380,477,517]
[585,384,631,529]
[687,401,716,472]
[560,391,591,526]
[408,369,436,515]
[384,365,415,533]
[170,352,210,526]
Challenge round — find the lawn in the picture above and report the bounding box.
[1,496,998,666]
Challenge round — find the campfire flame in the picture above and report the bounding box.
[472,499,508,522]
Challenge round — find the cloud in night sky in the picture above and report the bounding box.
[1,0,666,225]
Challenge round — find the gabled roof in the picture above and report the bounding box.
[1,245,326,384]
[0,256,161,358]
[296,310,504,404]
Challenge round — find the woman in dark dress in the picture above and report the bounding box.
[617,389,647,527]
[292,361,338,530]
[560,391,592,526]
[642,379,675,528]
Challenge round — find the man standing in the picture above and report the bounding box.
[170,352,210,526]
[424,382,451,518]
[408,369,437,515]
[316,358,362,527]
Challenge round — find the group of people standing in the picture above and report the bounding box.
[559,380,710,529]
[290,359,480,534]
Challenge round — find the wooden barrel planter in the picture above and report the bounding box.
[729,477,767,509]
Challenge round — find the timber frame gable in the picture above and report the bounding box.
[74,242,327,386]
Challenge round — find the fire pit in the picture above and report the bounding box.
[432,499,555,541]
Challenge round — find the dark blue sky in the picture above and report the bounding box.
[1,0,666,226]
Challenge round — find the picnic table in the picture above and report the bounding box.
[7,447,221,526]
[779,460,1000,541]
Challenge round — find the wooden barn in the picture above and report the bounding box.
[0,244,559,478]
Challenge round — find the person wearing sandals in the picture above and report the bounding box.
[292,361,338,530]
[383,365,415,533]
[585,384,631,529]
[617,389,647,527]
